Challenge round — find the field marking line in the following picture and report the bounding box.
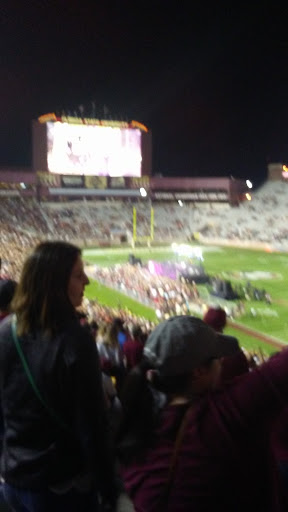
[227,320,287,349]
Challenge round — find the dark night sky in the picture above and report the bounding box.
[1,1,288,186]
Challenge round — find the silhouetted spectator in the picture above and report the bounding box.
[0,241,121,511]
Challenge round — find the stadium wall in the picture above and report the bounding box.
[0,169,35,184]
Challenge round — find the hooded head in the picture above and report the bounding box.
[203,307,227,333]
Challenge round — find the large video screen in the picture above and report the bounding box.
[46,122,142,177]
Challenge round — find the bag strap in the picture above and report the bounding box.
[158,403,193,509]
[11,315,68,430]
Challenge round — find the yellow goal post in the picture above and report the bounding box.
[132,206,154,246]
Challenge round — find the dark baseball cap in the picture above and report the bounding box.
[144,315,239,377]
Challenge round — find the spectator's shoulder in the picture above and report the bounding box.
[62,318,94,348]
[60,319,97,366]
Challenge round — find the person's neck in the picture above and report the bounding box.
[168,387,208,406]
[169,396,190,406]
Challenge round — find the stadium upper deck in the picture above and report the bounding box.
[0,168,248,206]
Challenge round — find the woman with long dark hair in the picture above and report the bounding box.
[0,241,119,511]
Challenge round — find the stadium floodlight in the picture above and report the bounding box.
[245,193,252,201]
[246,180,253,189]
[178,200,184,207]
[140,187,147,197]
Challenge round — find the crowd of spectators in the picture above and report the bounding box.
[197,181,288,248]
[82,297,155,338]
[0,222,40,279]
[91,262,200,319]
[2,183,288,510]
[1,182,283,326]
[2,180,288,280]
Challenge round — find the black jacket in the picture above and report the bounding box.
[0,314,117,502]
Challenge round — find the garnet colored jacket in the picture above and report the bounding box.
[121,350,288,511]
[122,338,144,371]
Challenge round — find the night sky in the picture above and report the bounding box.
[1,2,288,186]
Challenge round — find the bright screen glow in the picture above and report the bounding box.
[47,122,142,176]
[171,243,204,261]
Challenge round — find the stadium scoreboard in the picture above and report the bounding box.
[32,114,152,178]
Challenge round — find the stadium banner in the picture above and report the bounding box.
[152,191,228,201]
[85,176,107,189]
[129,176,150,189]
[152,192,174,200]
[0,182,22,190]
[109,177,125,188]
[0,190,20,196]
[175,192,228,200]
[37,172,61,187]
[48,188,141,197]
[38,113,148,132]
[61,175,84,188]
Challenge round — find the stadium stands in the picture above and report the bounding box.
[1,179,288,279]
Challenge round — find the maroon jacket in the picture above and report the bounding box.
[122,338,144,371]
[121,350,288,511]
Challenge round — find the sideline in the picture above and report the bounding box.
[83,244,223,257]
[227,320,287,350]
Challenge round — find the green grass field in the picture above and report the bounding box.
[83,244,288,356]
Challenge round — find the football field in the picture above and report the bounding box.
[83,244,288,356]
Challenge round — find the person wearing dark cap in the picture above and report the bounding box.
[0,279,17,323]
[117,315,288,511]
